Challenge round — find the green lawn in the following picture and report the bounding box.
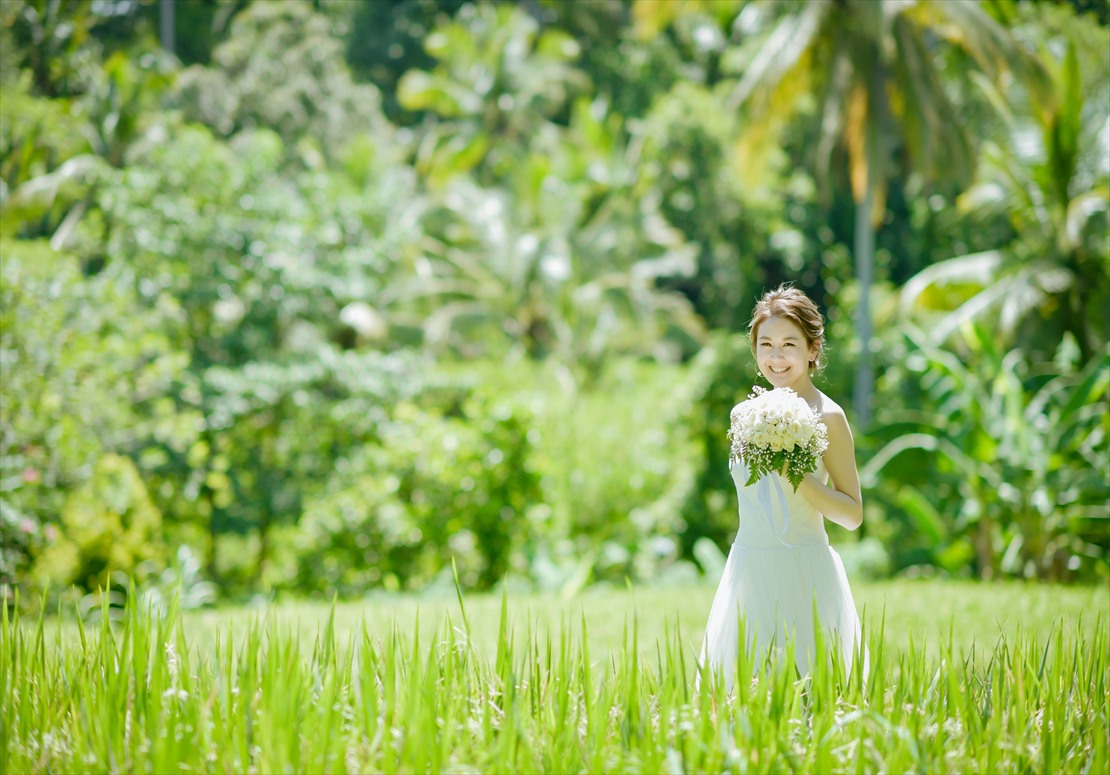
[185,578,1109,663]
[6,579,1108,773]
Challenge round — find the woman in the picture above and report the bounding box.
[699,285,865,690]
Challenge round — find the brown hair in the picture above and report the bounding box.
[748,285,826,373]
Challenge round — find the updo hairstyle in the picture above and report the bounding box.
[747,285,827,374]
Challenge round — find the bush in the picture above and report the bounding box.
[670,332,757,564]
[526,359,695,585]
[0,239,177,605]
[866,327,1110,581]
[32,454,166,592]
[293,392,540,596]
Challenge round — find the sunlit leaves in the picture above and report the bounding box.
[398,3,590,186]
[0,239,180,600]
[901,20,1110,357]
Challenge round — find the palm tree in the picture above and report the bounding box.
[160,0,174,56]
[722,0,1047,428]
[901,35,1109,359]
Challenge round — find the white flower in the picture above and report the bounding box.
[727,386,829,491]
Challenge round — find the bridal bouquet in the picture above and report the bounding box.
[728,386,829,491]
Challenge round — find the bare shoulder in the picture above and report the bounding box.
[816,394,854,439]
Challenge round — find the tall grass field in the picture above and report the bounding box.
[3,581,1107,773]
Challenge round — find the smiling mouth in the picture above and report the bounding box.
[770,366,789,374]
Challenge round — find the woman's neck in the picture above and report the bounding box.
[787,378,822,409]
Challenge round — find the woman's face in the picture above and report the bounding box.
[754,315,818,390]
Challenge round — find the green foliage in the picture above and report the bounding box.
[673,332,759,559]
[901,9,1110,359]
[32,454,165,591]
[867,326,1110,580]
[638,81,779,330]
[175,0,386,157]
[525,359,696,586]
[290,359,700,596]
[139,545,217,613]
[91,107,424,591]
[398,2,589,185]
[0,73,90,189]
[0,74,106,241]
[294,392,540,595]
[337,0,470,119]
[0,238,178,601]
[401,93,707,374]
[191,349,429,594]
[2,0,103,98]
[543,0,688,119]
[78,48,175,167]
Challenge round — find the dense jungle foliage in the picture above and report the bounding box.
[1,0,1107,610]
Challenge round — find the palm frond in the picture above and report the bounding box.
[913,0,1055,112]
[726,0,830,112]
[901,251,1004,308]
[1065,187,1110,250]
[891,14,972,184]
[919,263,1072,344]
[422,301,506,351]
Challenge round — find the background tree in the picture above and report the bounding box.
[397,2,590,187]
[713,0,1050,427]
[2,0,1107,606]
[336,0,469,120]
[901,5,1109,359]
[864,324,1109,580]
[175,0,385,158]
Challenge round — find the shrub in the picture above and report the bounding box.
[32,454,166,591]
[293,392,540,595]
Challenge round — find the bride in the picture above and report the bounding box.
[699,285,865,690]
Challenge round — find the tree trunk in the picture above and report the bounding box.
[853,175,874,430]
[975,512,995,580]
[257,511,271,592]
[204,484,222,588]
[160,0,175,56]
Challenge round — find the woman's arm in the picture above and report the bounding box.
[796,409,863,530]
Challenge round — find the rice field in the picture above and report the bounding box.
[2,580,1107,773]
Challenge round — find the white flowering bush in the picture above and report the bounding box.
[728,386,829,491]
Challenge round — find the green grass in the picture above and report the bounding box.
[3,580,1108,773]
[176,579,1107,664]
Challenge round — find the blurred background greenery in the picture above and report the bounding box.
[1,0,1106,612]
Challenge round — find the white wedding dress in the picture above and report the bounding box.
[699,456,863,689]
